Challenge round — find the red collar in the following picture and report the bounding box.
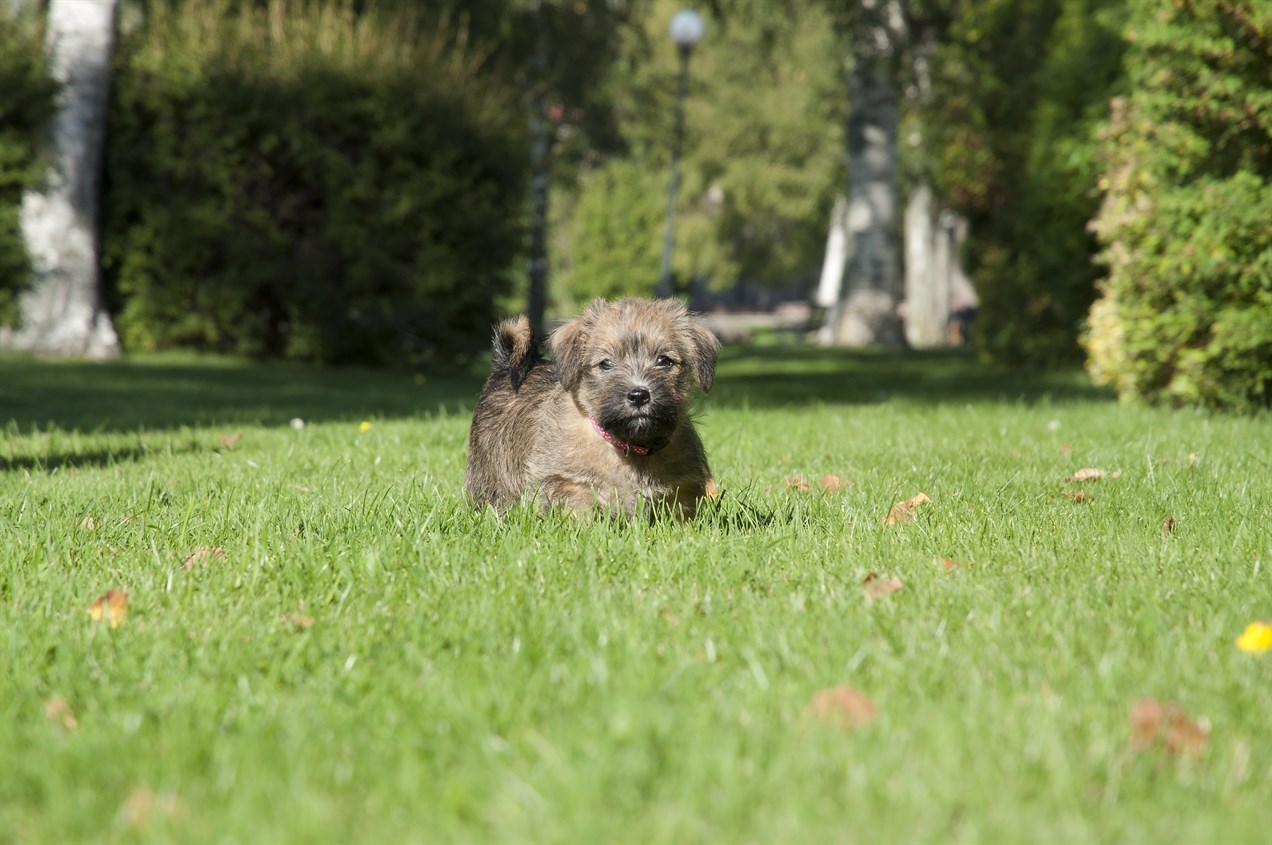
[590,416,651,456]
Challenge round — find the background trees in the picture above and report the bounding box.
[0,0,1265,408]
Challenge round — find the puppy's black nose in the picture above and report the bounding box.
[627,387,651,408]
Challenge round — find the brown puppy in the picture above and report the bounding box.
[465,297,719,519]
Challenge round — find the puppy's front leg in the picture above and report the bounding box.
[538,474,602,515]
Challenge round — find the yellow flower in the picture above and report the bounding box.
[359,421,372,433]
[1235,621,1272,654]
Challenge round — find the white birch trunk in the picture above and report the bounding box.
[830,0,905,348]
[814,194,849,344]
[0,0,119,359]
[903,182,949,347]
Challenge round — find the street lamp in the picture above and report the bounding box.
[656,9,705,299]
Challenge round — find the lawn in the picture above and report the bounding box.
[1,344,1269,843]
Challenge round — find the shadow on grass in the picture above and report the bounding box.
[0,344,1111,441]
[0,354,484,435]
[708,345,1111,408]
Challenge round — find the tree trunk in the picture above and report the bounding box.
[1,0,120,359]
[525,1,552,343]
[900,21,948,348]
[904,182,947,346]
[814,193,850,344]
[829,0,905,348]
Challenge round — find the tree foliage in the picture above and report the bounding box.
[102,0,528,364]
[925,0,1125,364]
[0,11,58,327]
[1084,0,1271,411]
[557,0,846,307]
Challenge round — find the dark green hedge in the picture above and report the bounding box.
[1084,0,1271,411]
[103,1,528,365]
[0,13,57,327]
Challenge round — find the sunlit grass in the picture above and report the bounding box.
[1,347,1268,843]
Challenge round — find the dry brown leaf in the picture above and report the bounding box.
[279,612,314,629]
[884,492,931,525]
[88,589,128,628]
[1060,443,1073,456]
[704,478,720,500]
[1067,467,1106,482]
[181,546,226,571]
[218,431,243,449]
[1163,516,1175,535]
[1061,489,1091,503]
[1129,696,1165,750]
[1129,697,1208,757]
[122,788,187,829]
[935,558,960,571]
[805,687,877,730]
[784,475,811,493]
[863,572,904,599]
[79,516,96,531]
[818,474,853,494]
[44,697,78,730]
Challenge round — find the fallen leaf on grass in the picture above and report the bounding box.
[1060,489,1091,503]
[1066,467,1122,483]
[805,687,877,730]
[79,516,97,531]
[1235,621,1272,654]
[1163,516,1175,535]
[181,546,226,571]
[784,475,810,493]
[88,589,128,628]
[935,557,960,571]
[121,788,187,829]
[818,474,853,493]
[279,612,314,629]
[217,431,242,449]
[1129,697,1208,757]
[863,572,904,600]
[884,492,930,525]
[44,697,78,730]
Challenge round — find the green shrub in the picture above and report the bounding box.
[1084,0,1272,411]
[103,0,528,365]
[0,12,57,326]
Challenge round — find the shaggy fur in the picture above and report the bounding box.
[464,298,720,519]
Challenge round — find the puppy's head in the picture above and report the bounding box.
[551,298,719,452]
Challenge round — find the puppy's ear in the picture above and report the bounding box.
[686,318,721,393]
[550,299,604,390]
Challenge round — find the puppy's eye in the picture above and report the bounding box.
[597,359,614,371]
[654,354,674,368]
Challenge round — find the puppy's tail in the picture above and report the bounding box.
[491,315,539,391]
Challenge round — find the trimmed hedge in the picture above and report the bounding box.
[1084,0,1271,411]
[0,12,57,327]
[103,0,528,365]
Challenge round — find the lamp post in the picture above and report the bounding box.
[655,9,704,299]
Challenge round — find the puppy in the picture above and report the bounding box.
[465,297,719,519]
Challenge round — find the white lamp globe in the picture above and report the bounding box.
[669,10,705,48]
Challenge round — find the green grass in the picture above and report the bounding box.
[2,345,1269,843]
